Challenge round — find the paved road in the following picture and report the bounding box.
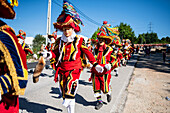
[19,54,138,113]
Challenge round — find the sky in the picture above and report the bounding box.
[2,0,170,40]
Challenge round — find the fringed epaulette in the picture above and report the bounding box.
[0,21,15,34]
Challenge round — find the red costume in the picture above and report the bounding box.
[17,30,34,56]
[0,1,28,112]
[91,22,119,110]
[92,43,117,95]
[0,20,28,113]
[51,35,97,98]
[45,1,103,113]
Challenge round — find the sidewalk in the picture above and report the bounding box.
[123,53,170,113]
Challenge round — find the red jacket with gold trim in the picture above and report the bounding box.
[0,21,28,96]
[93,43,118,72]
[50,35,97,71]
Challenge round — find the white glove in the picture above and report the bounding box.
[41,51,52,60]
[105,63,111,71]
[95,65,104,73]
[33,54,38,59]
[126,51,129,54]
[51,38,55,43]
[18,38,24,45]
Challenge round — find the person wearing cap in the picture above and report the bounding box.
[0,0,28,112]
[90,23,118,110]
[41,1,103,113]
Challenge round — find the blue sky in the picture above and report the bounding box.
[2,0,170,39]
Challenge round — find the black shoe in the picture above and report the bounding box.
[95,101,103,110]
[107,94,112,103]
[115,74,118,77]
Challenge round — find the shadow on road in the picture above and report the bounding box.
[19,98,62,113]
[135,53,170,74]
[49,87,96,107]
[79,80,92,86]
[40,73,54,78]
[49,87,62,99]
[75,94,96,106]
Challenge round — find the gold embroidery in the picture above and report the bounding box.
[0,40,20,95]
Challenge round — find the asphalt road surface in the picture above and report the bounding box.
[19,54,138,113]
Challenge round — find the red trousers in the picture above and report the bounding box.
[92,73,111,97]
[0,93,19,113]
[59,68,82,98]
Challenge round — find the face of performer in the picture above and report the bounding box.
[99,38,105,46]
[63,26,74,37]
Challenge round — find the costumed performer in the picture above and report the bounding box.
[0,0,28,112]
[17,29,37,60]
[40,0,104,113]
[91,22,118,110]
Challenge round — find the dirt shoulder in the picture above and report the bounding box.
[123,53,170,113]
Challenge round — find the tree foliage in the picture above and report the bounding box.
[160,36,170,43]
[32,34,46,54]
[91,27,100,40]
[135,34,146,44]
[136,32,159,44]
[118,22,136,44]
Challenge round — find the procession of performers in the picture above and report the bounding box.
[0,0,136,113]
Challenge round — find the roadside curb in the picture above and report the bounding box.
[110,54,140,113]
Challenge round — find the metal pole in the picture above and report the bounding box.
[46,0,51,45]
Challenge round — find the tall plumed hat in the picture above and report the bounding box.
[53,0,83,32]
[111,27,122,46]
[17,29,26,39]
[103,21,111,27]
[103,21,108,24]
[126,39,131,45]
[97,24,120,45]
[0,0,18,19]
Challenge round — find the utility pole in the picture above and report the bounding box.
[46,0,51,45]
[148,22,152,33]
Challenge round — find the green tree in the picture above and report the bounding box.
[136,34,146,44]
[136,32,159,44]
[32,34,46,54]
[160,36,170,43]
[91,27,100,40]
[145,32,159,44]
[90,27,100,46]
[118,22,136,44]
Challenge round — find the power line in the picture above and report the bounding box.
[52,0,102,26]
[52,0,62,7]
[68,0,101,26]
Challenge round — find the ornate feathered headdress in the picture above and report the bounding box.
[97,23,120,45]
[53,0,83,32]
[17,29,26,39]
